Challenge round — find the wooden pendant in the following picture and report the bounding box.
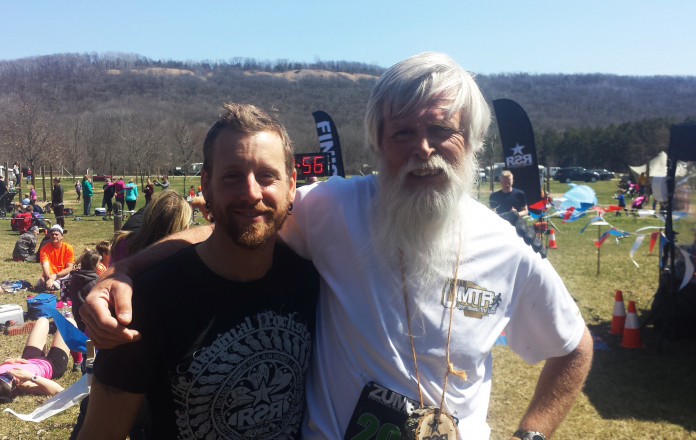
[404,407,458,440]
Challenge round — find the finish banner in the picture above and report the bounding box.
[492,99,542,205]
[312,111,346,177]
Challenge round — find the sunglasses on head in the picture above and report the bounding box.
[0,372,14,387]
[0,372,16,402]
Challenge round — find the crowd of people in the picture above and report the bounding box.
[3,52,595,440]
[2,171,174,226]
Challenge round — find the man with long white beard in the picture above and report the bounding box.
[81,52,592,440]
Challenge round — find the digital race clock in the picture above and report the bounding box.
[294,153,332,178]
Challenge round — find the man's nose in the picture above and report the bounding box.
[240,174,263,202]
[414,133,436,160]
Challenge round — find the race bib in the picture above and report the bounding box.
[344,381,420,440]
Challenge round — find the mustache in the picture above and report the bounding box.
[396,155,452,180]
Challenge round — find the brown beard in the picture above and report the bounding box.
[207,191,289,249]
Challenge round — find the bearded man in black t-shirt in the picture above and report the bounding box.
[78,104,319,440]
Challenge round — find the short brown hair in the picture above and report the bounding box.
[203,103,294,178]
[96,241,111,257]
[79,249,101,271]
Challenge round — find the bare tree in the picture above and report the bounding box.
[63,114,87,180]
[170,117,204,188]
[86,112,123,175]
[0,102,64,185]
[120,112,164,180]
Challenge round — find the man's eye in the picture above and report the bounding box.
[391,129,415,141]
[428,125,458,140]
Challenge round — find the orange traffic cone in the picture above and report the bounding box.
[609,290,626,335]
[620,301,643,348]
[548,229,557,249]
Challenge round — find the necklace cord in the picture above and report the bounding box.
[400,250,425,407]
[400,231,464,421]
[440,231,464,412]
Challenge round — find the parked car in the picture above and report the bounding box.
[93,173,112,182]
[554,167,600,183]
[589,169,615,180]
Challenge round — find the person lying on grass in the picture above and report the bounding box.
[0,316,77,402]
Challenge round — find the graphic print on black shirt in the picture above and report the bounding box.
[93,244,318,440]
[170,309,311,439]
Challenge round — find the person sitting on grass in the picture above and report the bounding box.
[0,316,77,402]
[109,189,191,265]
[38,224,74,291]
[95,241,111,276]
[13,205,33,234]
[65,249,101,333]
[13,225,40,262]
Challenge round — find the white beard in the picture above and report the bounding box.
[370,153,478,290]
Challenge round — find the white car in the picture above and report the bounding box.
[478,168,487,182]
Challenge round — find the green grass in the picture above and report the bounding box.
[1,177,695,439]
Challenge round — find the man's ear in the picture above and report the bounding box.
[288,169,297,203]
[201,169,210,201]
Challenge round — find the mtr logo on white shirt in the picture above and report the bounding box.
[441,279,502,319]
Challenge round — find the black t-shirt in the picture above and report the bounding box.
[103,183,115,199]
[94,243,319,439]
[489,188,527,214]
[52,184,64,205]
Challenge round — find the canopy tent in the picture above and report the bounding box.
[629,150,688,178]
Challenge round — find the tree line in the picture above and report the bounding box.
[0,53,694,180]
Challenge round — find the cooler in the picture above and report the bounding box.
[94,207,106,216]
[0,304,25,325]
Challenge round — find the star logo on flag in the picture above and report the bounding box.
[511,143,525,155]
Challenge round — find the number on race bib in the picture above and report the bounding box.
[351,412,402,440]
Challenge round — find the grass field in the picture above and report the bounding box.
[1,176,695,439]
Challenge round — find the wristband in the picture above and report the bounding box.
[31,374,39,382]
[513,430,546,440]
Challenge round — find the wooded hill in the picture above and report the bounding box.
[0,53,694,177]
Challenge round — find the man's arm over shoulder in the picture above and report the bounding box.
[280,175,366,258]
[81,224,214,348]
[513,327,593,439]
[77,376,144,440]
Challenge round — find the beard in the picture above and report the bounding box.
[207,192,289,249]
[371,152,478,286]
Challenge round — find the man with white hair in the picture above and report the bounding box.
[82,52,592,440]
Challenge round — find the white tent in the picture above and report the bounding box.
[629,151,688,178]
[630,151,689,203]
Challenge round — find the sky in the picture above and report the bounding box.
[2,0,695,76]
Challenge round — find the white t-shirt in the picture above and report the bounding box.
[281,175,586,440]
